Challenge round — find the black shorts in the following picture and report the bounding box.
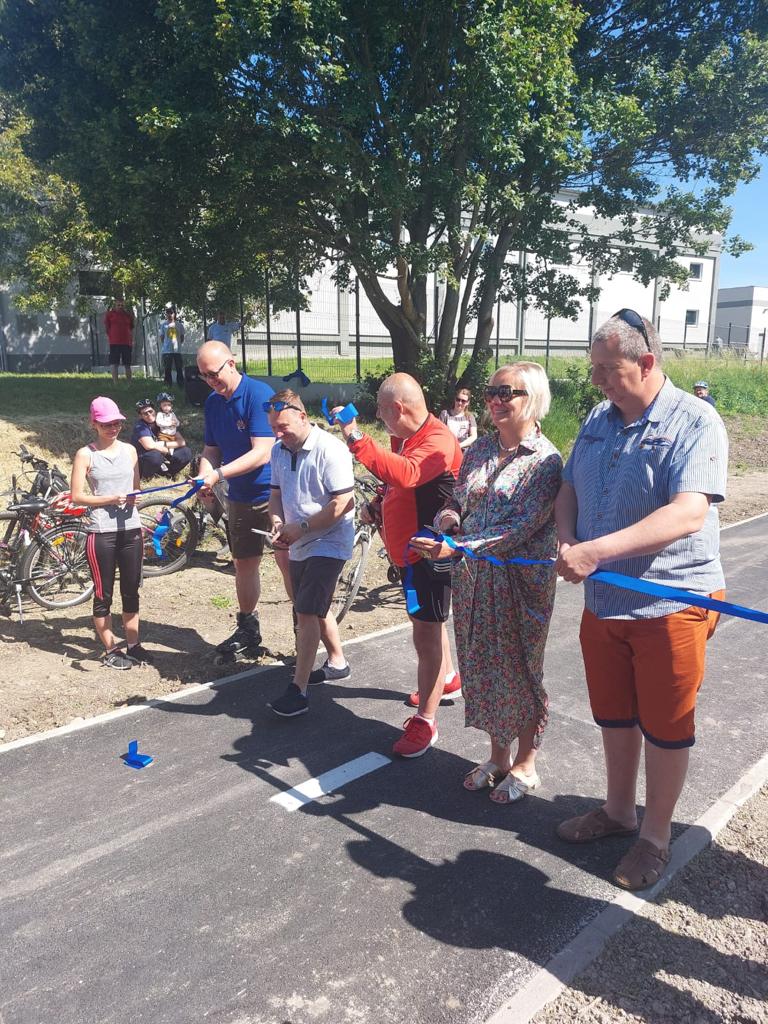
[404,558,452,623]
[289,556,346,617]
[226,500,271,558]
[108,344,133,366]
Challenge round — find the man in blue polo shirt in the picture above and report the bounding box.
[197,341,275,658]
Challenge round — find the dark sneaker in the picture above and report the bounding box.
[268,683,309,718]
[126,644,155,666]
[308,660,351,685]
[407,671,461,708]
[102,649,134,671]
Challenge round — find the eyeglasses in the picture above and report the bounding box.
[484,385,528,402]
[262,400,302,413]
[99,420,123,428]
[199,358,232,381]
[613,308,651,352]
[139,407,155,415]
[454,398,469,404]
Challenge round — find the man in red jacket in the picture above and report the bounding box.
[104,299,136,384]
[336,373,462,758]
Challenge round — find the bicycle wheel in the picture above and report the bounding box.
[21,523,94,609]
[137,496,199,577]
[331,528,371,624]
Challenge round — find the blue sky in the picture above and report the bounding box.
[717,155,768,289]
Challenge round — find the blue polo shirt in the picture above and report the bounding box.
[563,376,728,619]
[203,374,275,503]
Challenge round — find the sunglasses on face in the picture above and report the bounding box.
[483,385,528,402]
[262,400,302,413]
[613,308,651,352]
[199,358,232,381]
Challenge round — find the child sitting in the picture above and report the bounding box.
[155,392,180,446]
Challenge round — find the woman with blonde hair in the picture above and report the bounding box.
[411,362,561,802]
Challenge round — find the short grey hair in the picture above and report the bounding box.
[592,313,663,364]
[490,362,552,421]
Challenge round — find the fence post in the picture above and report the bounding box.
[265,266,272,376]
[141,297,148,377]
[294,266,302,372]
[239,293,247,373]
[683,320,688,350]
[354,277,361,382]
[727,322,732,347]
[545,315,552,375]
[746,325,750,353]
[760,329,766,366]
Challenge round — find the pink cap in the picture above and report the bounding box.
[90,396,126,422]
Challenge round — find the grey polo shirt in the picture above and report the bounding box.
[563,376,728,619]
[270,425,355,562]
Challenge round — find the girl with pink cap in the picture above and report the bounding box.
[70,397,152,669]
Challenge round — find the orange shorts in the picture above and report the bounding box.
[579,592,725,749]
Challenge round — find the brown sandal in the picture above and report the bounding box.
[557,808,639,844]
[613,838,670,891]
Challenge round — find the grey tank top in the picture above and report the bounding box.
[86,442,142,534]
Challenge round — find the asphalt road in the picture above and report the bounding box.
[1,515,766,1024]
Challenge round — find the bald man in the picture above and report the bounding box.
[335,373,462,758]
[197,342,276,660]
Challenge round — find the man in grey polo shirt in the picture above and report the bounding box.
[554,309,728,892]
[266,390,355,717]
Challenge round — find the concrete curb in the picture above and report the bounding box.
[483,749,768,1024]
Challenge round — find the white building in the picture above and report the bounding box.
[715,286,768,357]
[1,206,722,372]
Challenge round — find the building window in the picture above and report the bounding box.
[689,262,703,281]
[685,309,699,326]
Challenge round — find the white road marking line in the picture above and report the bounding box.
[269,752,391,812]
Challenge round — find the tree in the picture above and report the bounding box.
[1,1,767,392]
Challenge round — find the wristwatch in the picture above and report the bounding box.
[346,428,364,446]
[299,519,310,533]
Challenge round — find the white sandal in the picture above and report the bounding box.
[490,770,541,804]
[463,761,505,791]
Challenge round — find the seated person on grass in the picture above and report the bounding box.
[131,398,192,480]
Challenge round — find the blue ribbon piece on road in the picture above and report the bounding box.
[403,530,768,625]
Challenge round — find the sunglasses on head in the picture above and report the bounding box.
[484,384,528,402]
[613,308,651,352]
[262,400,302,413]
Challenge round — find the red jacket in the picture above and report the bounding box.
[104,307,135,347]
[350,414,462,566]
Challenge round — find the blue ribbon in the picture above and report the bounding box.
[151,478,204,558]
[321,397,359,426]
[406,532,768,626]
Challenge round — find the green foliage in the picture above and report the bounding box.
[0,1,767,386]
[554,362,603,421]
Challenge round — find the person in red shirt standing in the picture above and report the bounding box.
[104,299,136,385]
[335,373,462,758]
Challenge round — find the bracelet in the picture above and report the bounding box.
[216,467,224,483]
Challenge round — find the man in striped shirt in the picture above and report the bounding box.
[554,310,728,892]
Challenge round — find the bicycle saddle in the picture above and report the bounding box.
[7,498,50,514]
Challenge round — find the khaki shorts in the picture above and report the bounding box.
[226,500,272,559]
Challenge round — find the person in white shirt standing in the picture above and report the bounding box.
[207,309,242,343]
[266,390,355,718]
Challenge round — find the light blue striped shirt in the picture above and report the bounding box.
[563,376,728,619]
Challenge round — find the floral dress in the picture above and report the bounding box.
[441,428,562,746]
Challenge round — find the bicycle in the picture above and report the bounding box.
[137,483,229,577]
[0,483,92,618]
[330,473,399,623]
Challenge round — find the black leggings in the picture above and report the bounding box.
[138,447,193,479]
[85,529,143,618]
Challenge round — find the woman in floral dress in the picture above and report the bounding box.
[411,362,562,803]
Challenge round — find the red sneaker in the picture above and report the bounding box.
[406,672,462,709]
[392,716,438,758]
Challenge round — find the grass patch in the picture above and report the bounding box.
[210,595,233,610]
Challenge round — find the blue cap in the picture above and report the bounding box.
[693,380,709,389]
